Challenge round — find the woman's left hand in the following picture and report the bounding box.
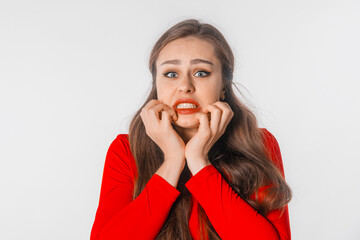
[185,101,234,175]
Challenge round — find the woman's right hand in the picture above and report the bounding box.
[140,99,186,165]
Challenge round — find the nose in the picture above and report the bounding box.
[177,73,195,93]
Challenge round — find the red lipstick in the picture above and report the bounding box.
[172,98,201,115]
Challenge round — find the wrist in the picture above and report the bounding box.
[187,157,211,176]
[163,155,185,167]
[164,153,185,161]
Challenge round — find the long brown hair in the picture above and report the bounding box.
[128,19,292,240]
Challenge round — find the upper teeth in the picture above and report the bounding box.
[176,103,197,109]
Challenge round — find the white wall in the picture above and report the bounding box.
[1,0,359,239]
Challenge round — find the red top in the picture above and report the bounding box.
[90,128,291,240]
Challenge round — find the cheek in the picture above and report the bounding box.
[202,84,222,99]
[156,79,166,98]
[156,80,176,95]
[156,88,173,103]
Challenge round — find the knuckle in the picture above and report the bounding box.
[223,109,230,115]
[215,106,222,112]
[223,107,232,114]
[214,101,223,106]
[141,107,148,115]
[204,130,211,138]
[140,113,145,119]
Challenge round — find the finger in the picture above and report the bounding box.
[141,100,163,120]
[160,110,177,123]
[170,110,178,121]
[203,104,222,134]
[165,107,177,122]
[159,102,177,121]
[213,101,234,131]
[143,99,163,110]
[160,111,172,126]
[195,112,211,138]
[149,103,172,120]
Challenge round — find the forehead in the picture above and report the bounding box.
[156,36,220,67]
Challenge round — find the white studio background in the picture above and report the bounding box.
[1,0,359,239]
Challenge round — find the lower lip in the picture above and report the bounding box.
[174,107,201,114]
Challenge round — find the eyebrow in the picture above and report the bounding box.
[160,58,214,66]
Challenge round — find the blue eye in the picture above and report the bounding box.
[163,72,178,78]
[163,71,210,78]
[194,71,210,77]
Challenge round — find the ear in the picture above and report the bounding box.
[220,88,226,100]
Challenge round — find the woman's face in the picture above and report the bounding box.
[156,36,224,129]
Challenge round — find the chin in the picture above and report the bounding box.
[173,116,199,129]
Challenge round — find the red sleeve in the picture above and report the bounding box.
[90,134,181,240]
[184,128,291,240]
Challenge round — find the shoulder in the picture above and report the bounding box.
[259,128,285,177]
[109,133,130,152]
[259,128,276,144]
[105,133,136,176]
[259,128,280,153]
[113,133,130,146]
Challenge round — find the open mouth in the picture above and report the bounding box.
[175,103,198,109]
[172,98,201,115]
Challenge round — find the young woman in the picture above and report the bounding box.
[90,19,292,240]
